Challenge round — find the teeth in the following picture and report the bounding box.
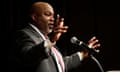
[49,25,54,29]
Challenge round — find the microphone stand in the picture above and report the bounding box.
[90,54,104,72]
[80,42,104,72]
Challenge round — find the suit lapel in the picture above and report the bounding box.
[23,25,44,45]
[23,25,62,72]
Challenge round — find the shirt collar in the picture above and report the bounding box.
[29,23,46,40]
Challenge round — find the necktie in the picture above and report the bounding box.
[51,46,65,72]
[44,35,65,72]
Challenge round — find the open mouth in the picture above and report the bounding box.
[48,23,54,29]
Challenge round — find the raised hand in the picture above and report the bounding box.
[88,36,101,49]
[79,36,101,59]
[50,14,68,43]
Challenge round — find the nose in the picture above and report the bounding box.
[50,16,54,22]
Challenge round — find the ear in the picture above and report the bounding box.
[31,14,37,22]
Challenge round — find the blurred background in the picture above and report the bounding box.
[9,0,120,72]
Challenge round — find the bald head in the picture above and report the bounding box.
[29,1,55,35]
[30,2,54,16]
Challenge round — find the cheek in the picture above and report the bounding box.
[37,18,49,29]
[39,17,48,24]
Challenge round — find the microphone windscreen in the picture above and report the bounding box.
[70,36,78,44]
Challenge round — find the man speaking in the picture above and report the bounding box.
[15,1,101,72]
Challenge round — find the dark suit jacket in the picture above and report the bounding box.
[15,25,82,72]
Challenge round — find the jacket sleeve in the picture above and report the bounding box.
[15,30,50,64]
[63,52,82,71]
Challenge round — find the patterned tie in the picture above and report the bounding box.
[51,46,65,72]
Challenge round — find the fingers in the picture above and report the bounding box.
[88,36,101,48]
[54,26,68,33]
[59,18,64,27]
[55,14,64,27]
[91,39,99,45]
[89,43,100,48]
[89,36,99,44]
[54,14,68,33]
[92,44,101,48]
[55,14,60,26]
[88,36,96,43]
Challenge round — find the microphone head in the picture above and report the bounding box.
[70,36,78,44]
[71,36,99,54]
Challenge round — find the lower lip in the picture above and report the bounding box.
[49,25,54,29]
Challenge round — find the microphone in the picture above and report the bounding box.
[70,36,99,54]
[71,36,104,72]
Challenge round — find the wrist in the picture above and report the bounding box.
[49,37,56,43]
[80,51,89,59]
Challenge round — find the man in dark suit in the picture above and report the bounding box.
[15,1,100,72]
